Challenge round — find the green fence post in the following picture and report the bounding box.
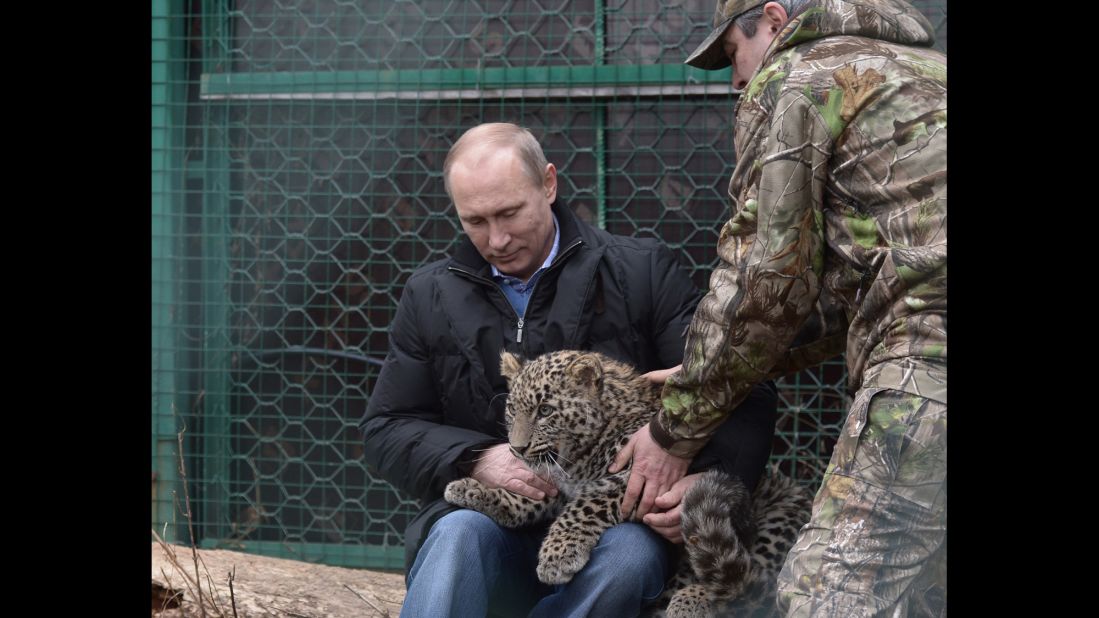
[152,0,186,543]
[594,0,607,230]
[197,0,234,545]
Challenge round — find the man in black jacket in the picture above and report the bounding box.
[360,123,778,617]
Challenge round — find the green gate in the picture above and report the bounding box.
[152,0,948,569]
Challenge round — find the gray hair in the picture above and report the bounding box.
[735,0,813,37]
[443,123,549,198]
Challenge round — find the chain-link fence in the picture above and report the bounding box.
[152,0,947,569]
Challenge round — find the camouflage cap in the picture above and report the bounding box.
[684,1,769,70]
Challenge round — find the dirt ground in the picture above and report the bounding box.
[152,542,406,617]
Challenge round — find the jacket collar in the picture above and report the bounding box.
[764,0,935,67]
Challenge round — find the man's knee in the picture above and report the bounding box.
[529,523,670,616]
[598,523,667,557]
[410,510,513,589]
[424,509,507,551]
[584,523,671,586]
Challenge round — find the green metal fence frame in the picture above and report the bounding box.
[152,0,186,537]
[200,65,735,99]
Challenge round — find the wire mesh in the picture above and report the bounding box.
[152,0,948,569]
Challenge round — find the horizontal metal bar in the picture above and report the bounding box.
[201,64,736,101]
[244,346,386,367]
[205,83,738,101]
[199,539,406,570]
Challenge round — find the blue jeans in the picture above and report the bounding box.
[401,509,673,618]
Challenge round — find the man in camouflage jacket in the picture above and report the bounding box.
[613,1,946,615]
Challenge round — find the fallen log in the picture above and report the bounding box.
[151,541,406,617]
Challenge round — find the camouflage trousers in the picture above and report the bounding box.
[776,387,947,617]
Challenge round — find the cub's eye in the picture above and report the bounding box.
[537,403,555,417]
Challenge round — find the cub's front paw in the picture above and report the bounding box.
[444,478,484,509]
[536,545,591,585]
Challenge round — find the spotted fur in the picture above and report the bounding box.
[664,466,811,617]
[444,350,810,615]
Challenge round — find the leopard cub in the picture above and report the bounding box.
[444,349,810,616]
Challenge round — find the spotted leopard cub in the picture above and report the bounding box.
[444,350,810,617]
[444,349,651,585]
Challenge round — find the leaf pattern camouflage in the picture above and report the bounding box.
[775,385,947,616]
[654,0,946,458]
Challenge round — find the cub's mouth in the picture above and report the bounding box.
[509,443,549,462]
[510,443,572,474]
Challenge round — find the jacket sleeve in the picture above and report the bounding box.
[647,240,780,487]
[687,378,777,491]
[359,279,499,503]
[648,243,704,368]
[654,90,834,459]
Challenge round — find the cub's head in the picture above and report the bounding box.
[499,349,611,470]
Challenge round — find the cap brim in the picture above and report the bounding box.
[684,16,734,70]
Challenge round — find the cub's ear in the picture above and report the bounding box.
[566,353,604,395]
[500,350,525,382]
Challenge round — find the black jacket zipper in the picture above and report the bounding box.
[447,238,584,344]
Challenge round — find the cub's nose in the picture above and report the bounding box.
[509,444,528,459]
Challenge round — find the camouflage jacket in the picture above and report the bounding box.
[654,0,946,458]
